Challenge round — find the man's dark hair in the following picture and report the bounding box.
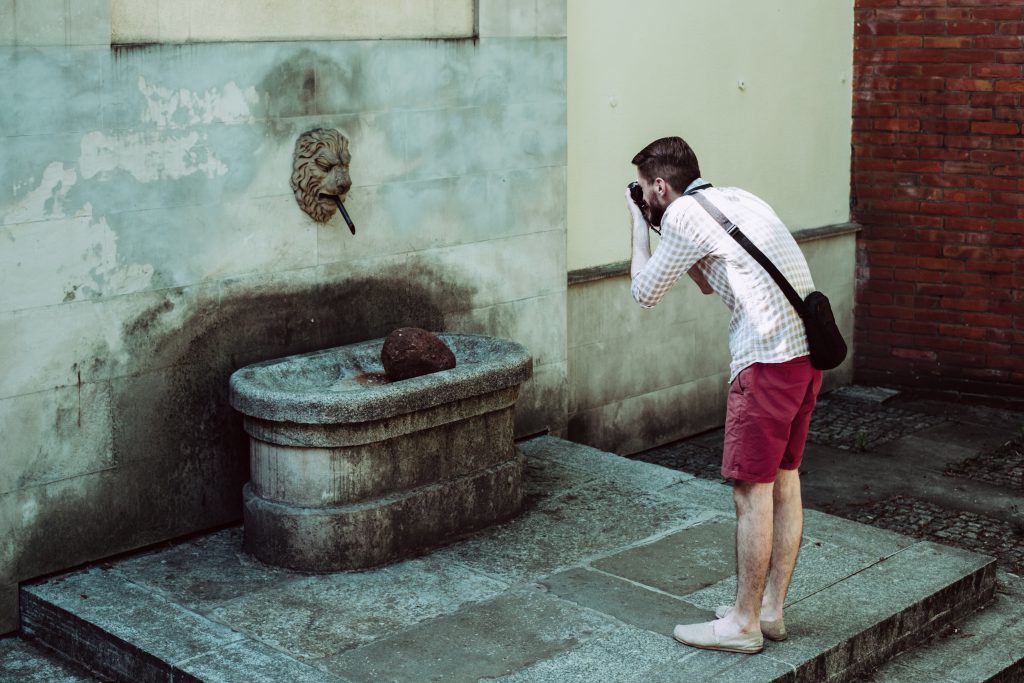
[631,136,701,193]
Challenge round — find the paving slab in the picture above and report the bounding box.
[803,509,917,559]
[645,649,798,682]
[800,440,1024,530]
[205,555,509,660]
[592,518,737,596]
[491,624,685,682]
[872,434,978,470]
[685,540,879,615]
[541,567,711,635]
[105,527,295,611]
[430,477,714,584]
[911,419,1020,455]
[660,476,736,514]
[635,388,1024,681]
[175,638,343,683]
[320,587,620,682]
[520,452,598,499]
[17,437,998,683]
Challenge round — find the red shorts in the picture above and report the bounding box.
[721,356,822,484]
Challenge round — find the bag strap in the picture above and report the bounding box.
[690,191,808,317]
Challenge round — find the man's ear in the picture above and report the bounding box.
[654,177,668,197]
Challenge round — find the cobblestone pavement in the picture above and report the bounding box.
[825,495,1024,576]
[631,387,1024,576]
[806,394,946,452]
[945,436,1024,491]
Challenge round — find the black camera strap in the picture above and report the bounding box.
[690,191,808,318]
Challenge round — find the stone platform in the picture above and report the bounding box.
[18,437,996,682]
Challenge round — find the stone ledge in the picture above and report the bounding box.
[568,223,862,286]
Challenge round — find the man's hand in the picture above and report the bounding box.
[628,187,652,279]
[625,186,648,230]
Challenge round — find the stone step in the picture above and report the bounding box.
[16,438,1003,682]
[0,635,99,682]
[854,571,1024,683]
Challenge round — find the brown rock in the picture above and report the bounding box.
[380,327,456,382]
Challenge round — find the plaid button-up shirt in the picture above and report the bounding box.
[631,185,814,382]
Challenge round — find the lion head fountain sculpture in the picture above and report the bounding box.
[290,128,352,224]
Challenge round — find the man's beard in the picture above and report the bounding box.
[648,199,667,228]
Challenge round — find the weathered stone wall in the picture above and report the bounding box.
[0,1,567,632]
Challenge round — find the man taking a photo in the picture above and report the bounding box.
[628,136,822,654]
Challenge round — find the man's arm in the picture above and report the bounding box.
[687,263,714,295]
[630,217,652,279]
[627,189,711,298]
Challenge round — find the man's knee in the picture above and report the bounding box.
[772,469,801,503]
[770,473,802,516]
[733,480,774,513]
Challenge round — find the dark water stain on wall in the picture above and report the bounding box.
[258,48,364,138]
[14,266,476,587]
[106,265,478,537]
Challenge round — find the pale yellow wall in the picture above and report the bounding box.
[568,0,854,270]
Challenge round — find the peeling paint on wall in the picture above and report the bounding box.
[4,163,79,225]
[79,131,229,183]
[0,210,155,312]
[83,214,157,298]
[138,76,259,128]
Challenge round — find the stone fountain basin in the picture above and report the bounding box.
[228,333,532,572]
[230,333,532,425]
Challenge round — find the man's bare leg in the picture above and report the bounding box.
[762,468,803,621]
[717,480,774,636]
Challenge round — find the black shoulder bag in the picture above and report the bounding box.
[690,191,847,371]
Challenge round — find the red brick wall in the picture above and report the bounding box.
[852,0,1024,395]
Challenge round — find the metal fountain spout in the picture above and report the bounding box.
[332,195,356,235]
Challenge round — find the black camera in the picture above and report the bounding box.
[628,181,646,212]
[628,181,659,233]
